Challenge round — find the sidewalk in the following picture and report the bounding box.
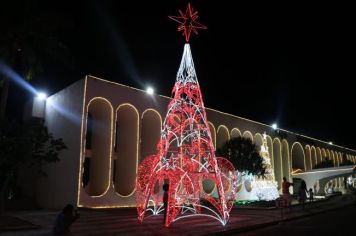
[0,194,354,236]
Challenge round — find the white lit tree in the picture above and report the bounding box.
[251,132,279,201]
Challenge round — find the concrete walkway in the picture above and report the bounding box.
[1,194,354,236]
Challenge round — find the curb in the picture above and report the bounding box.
[213,199,354,235]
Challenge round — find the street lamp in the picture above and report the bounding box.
[146,87,154,95]
[36,92,47,101]
[272,123,278,130]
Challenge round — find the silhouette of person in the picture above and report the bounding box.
[299,180,308,208]
[309,188,314,202]
[162,183,169,225]
[282,177,294,207]
[344,176,348,189]
[53,204,80,235]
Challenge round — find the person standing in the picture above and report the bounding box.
[282,177,294,207]
[309,188,314,202]
[299,180,308,208]
[162,183,169,225]
[53,204,80,235]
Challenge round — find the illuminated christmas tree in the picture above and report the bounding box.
[136,3,237,227]
[252,132,279,200]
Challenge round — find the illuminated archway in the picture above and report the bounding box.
[273,138,282,188]
[305,145,311,170]
[266,135,274,170]
[242,130,253,141]
[311,146,317,168]
[208,122,216,148]
[321,148,327,161]
[216,125,230,149]
[291,142,306,172]
[282,140,291,180]
[330,151,336,166]
[114,104,139,197]
[326,150,331,161]
[336,152,342,166]
[316,147,322,163]
[254,133,263,150]
[231,128,241,139]
[141,109,162,162]
[84,97,113,197]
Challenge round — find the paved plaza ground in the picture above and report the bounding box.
[0,194,355,236]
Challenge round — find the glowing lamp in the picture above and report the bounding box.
[37,92,47,100]
[146,87,154,95]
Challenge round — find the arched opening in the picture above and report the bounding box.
[330,151,336,166]
[208,122,216,148]
[326,150,331,161]
[202,179,216,195]
[231,128,241,139]
[305,145,311,171]
[321,148,327,161]
[337,152,342,166]
[84,98,112,196]
[316,147,322,164]
[113,104,139,196]
[311,146,317,168]
[141,109,162,162]
[242,131,253,141]
[254,133,263,151]
[216,125,230,149]
[336,151,340,164]
[291,142,305,171]
[273,138,282,188]
[340,153,344,165]
[266,135,274,170]
[282,140,291,181]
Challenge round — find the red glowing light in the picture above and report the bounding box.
[169,3,207,42]
[136,44,237,227]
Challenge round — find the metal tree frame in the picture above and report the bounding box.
[136,43,237,227]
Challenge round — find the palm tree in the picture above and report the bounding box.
[0,0,72,119]
[216,136,266,177]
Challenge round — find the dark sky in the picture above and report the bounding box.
[2,0,355,149]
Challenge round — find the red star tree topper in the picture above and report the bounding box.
[136,3,237,227]
[169,3,207,42]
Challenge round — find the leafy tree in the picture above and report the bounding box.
[0,119,67,212]
[216,137,266,177]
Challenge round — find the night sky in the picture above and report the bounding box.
[1,1,355,149]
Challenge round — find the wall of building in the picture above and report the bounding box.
[78,76,170,208]
[74,76,356,208]
[35,79,85,209]
[33,75,356,209]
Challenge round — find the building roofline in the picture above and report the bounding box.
[81,75,356,153]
